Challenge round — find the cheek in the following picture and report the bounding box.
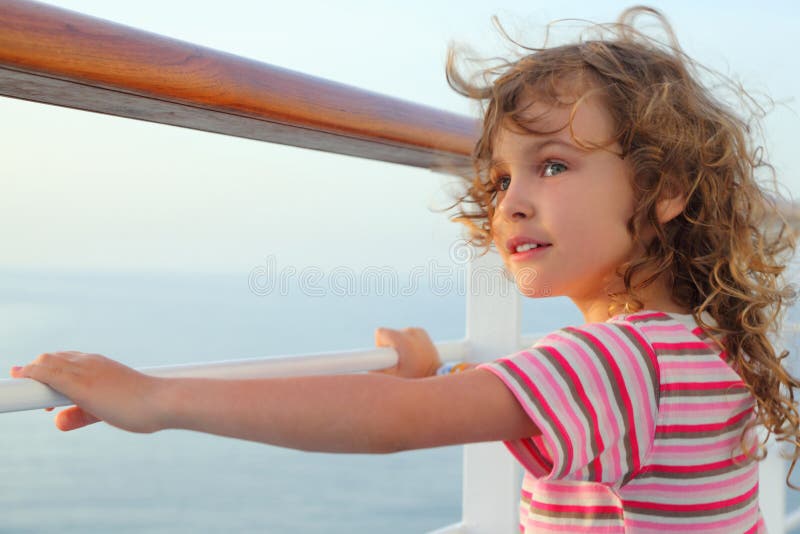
[560,209,634,261]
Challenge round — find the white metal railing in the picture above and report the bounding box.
[435,250,523,533]
[0,339,472,414]
[760,438,788,533]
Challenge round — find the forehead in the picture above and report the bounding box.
[493,93,617,155]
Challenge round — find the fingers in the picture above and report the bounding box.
[11,358,102,430]
[374,327,395,347]
[372,328,397,373]
[12,352,62,378]
[375,326,427,346]
[10,352,103,417]
[55,406,100,431]
[404,327,433,345]
[373,327,438,378]
[11,351,91,387]
[9,352,160,434]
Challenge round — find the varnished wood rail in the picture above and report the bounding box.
[0,0,479,172]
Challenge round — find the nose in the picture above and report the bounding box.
[495,178,534,221]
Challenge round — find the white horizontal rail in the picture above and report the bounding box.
[0,339,470,414]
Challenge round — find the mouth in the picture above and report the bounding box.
[508,243,552,261]
[506,236,552,257]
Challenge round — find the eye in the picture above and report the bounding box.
[542,161,567,177]
[495,175,511,191]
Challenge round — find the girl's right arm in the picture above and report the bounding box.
[9,333,536,453]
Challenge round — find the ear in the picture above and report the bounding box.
[656,193,686,224]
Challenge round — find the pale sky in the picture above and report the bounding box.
[2,1,798,275]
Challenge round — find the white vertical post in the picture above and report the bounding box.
[759,441,786,533]
[461,247,522,533]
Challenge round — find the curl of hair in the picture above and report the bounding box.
[444,6,800,486]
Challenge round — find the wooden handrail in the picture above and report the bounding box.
[1,0,797,218]
[0,0,478,172]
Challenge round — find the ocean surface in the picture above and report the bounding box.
[0,268,797,533]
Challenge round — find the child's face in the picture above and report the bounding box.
[490,95,638,315]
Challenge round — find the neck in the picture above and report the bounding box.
[571,277,691,324]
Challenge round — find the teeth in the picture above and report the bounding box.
[515,243,540,253]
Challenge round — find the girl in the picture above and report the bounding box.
[10,6,799,532]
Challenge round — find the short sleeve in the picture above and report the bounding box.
[478,320,660,485]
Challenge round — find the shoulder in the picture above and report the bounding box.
[485,317,661,392]
[535,318,658,370]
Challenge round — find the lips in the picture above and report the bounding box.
[506,235,552,254]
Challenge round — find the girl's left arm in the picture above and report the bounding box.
[10,352,538,453]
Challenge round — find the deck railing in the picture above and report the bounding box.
[0,1,794,532]
[0,341,474,414]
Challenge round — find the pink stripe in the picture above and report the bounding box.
[541,345,604,478]
[639,453,749,475]
[553,333,623,479]
[522,352,589,471]
[626,509,758,532]
[575,327,641,473]
[661,380,743,391]
[657,407,751,433]
[480,365,550,476]
[601,323,657,439]
[531,503,623,515]
[628,311,664,321]
[659,360,727,371]
[660,400,746,413]
[521,436,552,474]
[537,482,615,496]
[601,325,654,475]
[640,324,687,333]
[615,321,661,480]
[499,358,573,474]
[627,481,755,510]
[652,341,711,350]
[525,519,625,533]
[532,434,554,465]
[650,433,741,455]
[747,517,766,533]
[626,464,756,494]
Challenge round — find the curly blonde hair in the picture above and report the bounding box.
[445,6,800,485]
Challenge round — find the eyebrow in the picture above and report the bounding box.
[489,138,581,170]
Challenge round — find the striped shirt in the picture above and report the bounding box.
[479,310,765,533]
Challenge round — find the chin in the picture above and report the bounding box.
[507,268,550,297]
[516,283,555,299]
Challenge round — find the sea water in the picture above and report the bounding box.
[0,267,579,533]
[0,268,796,533]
